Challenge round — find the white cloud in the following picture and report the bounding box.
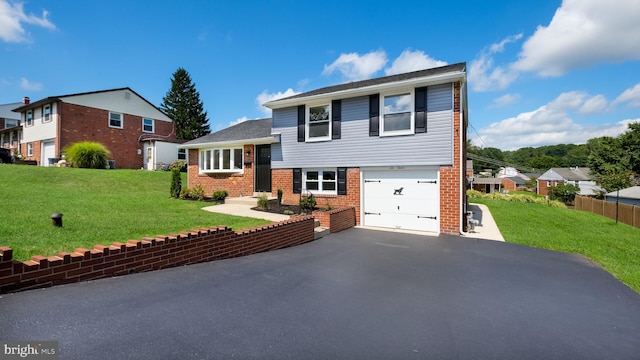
[474,91,630,150]
[512,0,640,76]
[20,77,42,91]
[384,49,447,75]
[0,0,56,43]
[468,34,522,91]
[612,83,640,108]
[322,50,387,81]
[229,116,249,126]
[490,93,521,108]
[256,88,299,114]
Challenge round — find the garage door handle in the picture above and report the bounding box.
[417,216,437,220]
[417,180,437,184]
[365,212,381,215]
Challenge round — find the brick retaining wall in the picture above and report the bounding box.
[311,207,356,233]
[0,216,315,293]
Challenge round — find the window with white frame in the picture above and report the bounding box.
[304,169,336,194]
[177,148,186,160]
[381,92,413,135]
[43,105,51,123]
[142,118,154,133]
[27,142,33,156]
[26,111,33,127]
[5,119,18,127]
[199,148,243,172]
[307,104,331,141]
[109,112,123,128]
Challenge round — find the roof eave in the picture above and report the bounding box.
[264,71,465,109]
[179,136,278,149]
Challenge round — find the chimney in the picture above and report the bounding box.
[23,96,30,104]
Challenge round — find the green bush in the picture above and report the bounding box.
[63,141,111,169]
[169,160,187,172]
[179,185,206,200]
[212,190,228,202]
[170,168,182,198]
[277,189,283,205]
[257,193,269,209]
[466,189,483,198]
[300,195,316,211]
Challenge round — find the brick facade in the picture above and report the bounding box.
[187,145,255,197]
[0,216,315,293]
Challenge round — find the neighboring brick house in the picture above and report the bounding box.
[537,167,599,196]
[11,88,180,169]
[0,102,23,154]
[182,63,469,235]
[501,176,527,192]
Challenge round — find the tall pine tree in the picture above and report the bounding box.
[161,68,211,140]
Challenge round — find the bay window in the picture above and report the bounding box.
[199,148,243,173]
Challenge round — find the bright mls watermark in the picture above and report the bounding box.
[0,342,58,359]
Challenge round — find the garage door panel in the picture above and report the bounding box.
[363,170,440,233]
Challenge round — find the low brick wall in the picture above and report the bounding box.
[311,207,356,233]
[0,216,315,293]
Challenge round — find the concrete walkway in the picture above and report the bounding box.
[464,203,505,241]
[202,197,290,222]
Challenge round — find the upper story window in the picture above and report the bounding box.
[142,118,154,133]
[304,169,336,194]
[307,104,331,141]
[109,112,123,129]
[199,148,243,173]
[177,148,186,160]
[381,92,413,136]
[43,105,51,123]
[26,111,33,127]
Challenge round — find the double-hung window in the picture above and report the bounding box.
[177,148,186,160]
[381,92,413,136]
[304,169,336,194]
[199,148,243,173]
[142,118,154,133]
[109,112,123,128]
[26,111,33,127]
[307,104,331,141]
[27,143,33,156]
[43,105,51,123]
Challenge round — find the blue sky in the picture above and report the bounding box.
[1,0,639,150]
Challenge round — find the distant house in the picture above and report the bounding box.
[501,176,527,192]
[11,88,181,169]
[471,177,502,193]
[0,102,23,153]
[182,63,469,235]
[537,167,599,196]
[604,186,640,207]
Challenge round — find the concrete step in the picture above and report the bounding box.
[314,226,330,240]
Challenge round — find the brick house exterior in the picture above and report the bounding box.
[537,167,600,196]
[183,63,468,235]
[0,102,23,154]
[11,88,179,169]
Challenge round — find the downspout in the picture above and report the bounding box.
[459,78,468,235]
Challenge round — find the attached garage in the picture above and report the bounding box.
[41,140,56,167]
[362,169,440,233]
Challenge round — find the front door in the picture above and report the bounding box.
[255,145,271,193]
[146,146,154,170]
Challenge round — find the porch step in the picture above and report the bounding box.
[314,226,330,240]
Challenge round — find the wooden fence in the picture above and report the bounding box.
[575,196,640,229]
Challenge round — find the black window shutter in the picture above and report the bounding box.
[369,94,379,137]
[332,99,341,140]
[293,168,302,194]
[415,87,427,133]
[337,167,347,195]
[297,105,305,142]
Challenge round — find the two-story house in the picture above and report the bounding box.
[181,63,468,235]
[537,167,600,196]
[11,88,182,169]
[0,102,23,153]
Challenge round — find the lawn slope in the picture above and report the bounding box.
[0,165,270,261]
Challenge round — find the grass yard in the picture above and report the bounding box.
[0,165,271,261]
[472,198,640,294]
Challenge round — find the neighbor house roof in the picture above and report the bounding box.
[538,167,592,181]
[472,177,503,185]
[180,118,274,149]
[604,186,640,200]
[264,62,466,109]
[0,103,22,119]
[503,177,527,185]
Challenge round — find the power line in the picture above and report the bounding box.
[467,153,536,173]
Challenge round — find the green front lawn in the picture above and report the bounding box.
[0,165,270,261]
[472,198,640,294]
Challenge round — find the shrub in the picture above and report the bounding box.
[257,193,269,209]
[283,209,294,215]
[169,160,187,172]
[212,190,228,202]
[300,195,316,211]
[189,185,206,200]
[179,188,191,199]
[63,141,111,169]
[466,189,483,198]
[170,168,182,198]
[277,189,283,205]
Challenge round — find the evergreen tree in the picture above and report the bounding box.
[161,68,211,140]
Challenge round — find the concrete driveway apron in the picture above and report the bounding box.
[1,228,639,359]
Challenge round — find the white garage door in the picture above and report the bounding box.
[42,141,55,167]
[363,170,439,233]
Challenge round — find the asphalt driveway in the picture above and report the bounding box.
[1,228,639,359]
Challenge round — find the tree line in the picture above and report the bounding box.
[468,122,640,192]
